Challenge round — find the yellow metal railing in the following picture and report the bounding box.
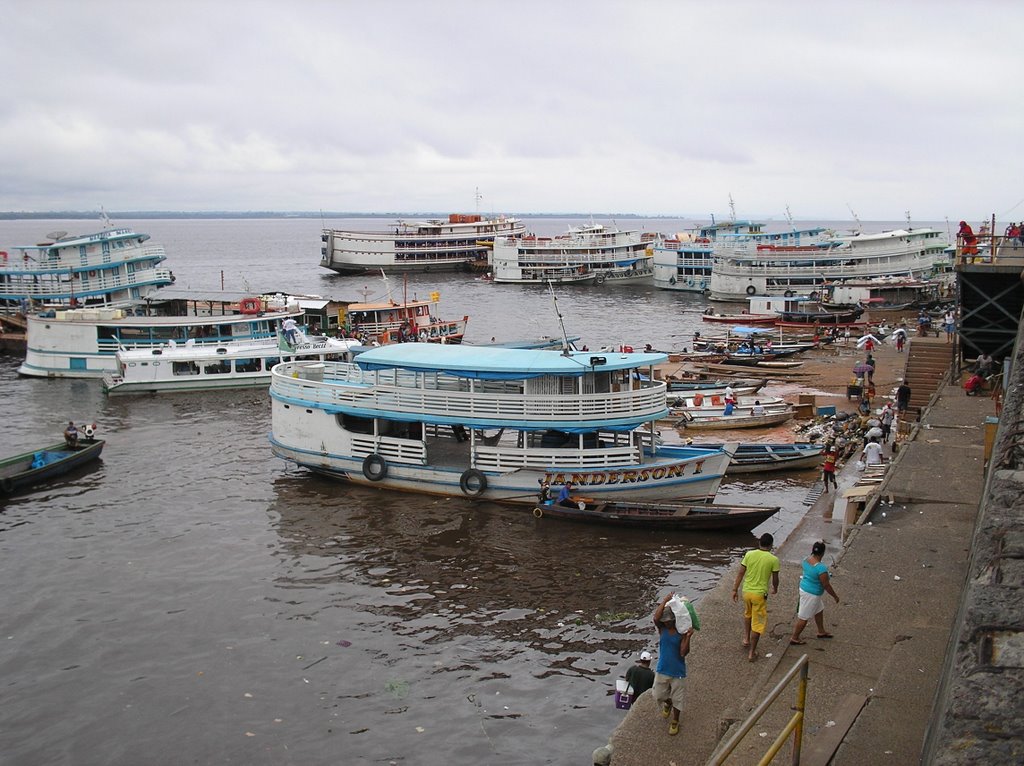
[707,654,809,766]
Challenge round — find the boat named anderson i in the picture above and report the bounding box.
[269,344,735,505]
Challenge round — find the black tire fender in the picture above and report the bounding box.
[0,477,12,493]
[746,285,756,295]
[459,468,488,497]
[362,453,388,481]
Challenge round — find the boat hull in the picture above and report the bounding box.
[530,501,779,531]
[269,435,731,505]
[679,411,795,430]
[0,439,105,494]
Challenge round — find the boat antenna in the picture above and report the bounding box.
[475,187,482,214]
[728,193,736,222]
[546,280,572,356]
[99,206,112,230]
[846,204,862,232]
[905,210,912,229]
[785,205,795,230]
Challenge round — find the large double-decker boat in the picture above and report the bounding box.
[652,219,765,293]
[708,227,949,301]
[0,220,173,312]
[269,344,734,505]
[489,223,655,285]
[320,214,525,275]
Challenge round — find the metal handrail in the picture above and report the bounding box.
[707,654,809,766]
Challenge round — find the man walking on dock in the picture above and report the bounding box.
[731,533,780,661]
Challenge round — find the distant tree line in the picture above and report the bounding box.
[0,211,659,220]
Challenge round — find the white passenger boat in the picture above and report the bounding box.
[709,228,949,301]
[269,345,735,505]
[103,333,362,395]
[652,219,766,293]
[320,214,526,275]
[489,224,655,285]
[0,219,172,312]
[18,291,336,379]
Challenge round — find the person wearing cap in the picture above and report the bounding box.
[624,650,655,702]
[731,533,780,661]
[652,592,693,736]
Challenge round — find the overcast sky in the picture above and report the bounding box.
[1,0,1021,221]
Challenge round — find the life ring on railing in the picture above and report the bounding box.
[745,285,757,296]
[533,507,544,518]
[361,453,388,481]
[239,297,262,314]
[459,469,488,497]
[687,278,695,287]
[0,477,13,493]
[784,290,795,298]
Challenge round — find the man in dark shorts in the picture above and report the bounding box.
[896,381,911,413]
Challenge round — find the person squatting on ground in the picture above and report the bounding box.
[731,533,780,661]
[652,592,693,736]
[624,650,656,701]
[790,541,840,645]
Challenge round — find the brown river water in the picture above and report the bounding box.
[0,216,926,764]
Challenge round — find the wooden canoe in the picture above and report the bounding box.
[0,439,105,495]
[530,500,780,531]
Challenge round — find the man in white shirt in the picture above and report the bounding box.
[862,438,885,466]
[751,400,766,416]
[282,317,298,345]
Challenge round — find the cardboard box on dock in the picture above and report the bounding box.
[794,403,815,419]
[798,393,817,407]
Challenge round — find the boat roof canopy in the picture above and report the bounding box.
[355,344,665,380]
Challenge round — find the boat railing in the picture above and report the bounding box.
[473,444,641,471]
[349,434,427,464]
[954,233,1024,266]
[270,363,669,424]
[0,245,166,274]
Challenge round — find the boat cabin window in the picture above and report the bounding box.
[204,360,231,375]
[336,413,374,434]
[173,362,199,376]
[235,358,262,373]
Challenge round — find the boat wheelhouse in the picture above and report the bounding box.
[18,291,326,379]
[709,228,949,301]
[103,334,362,395]
[320,214,526,275]
[0,223,173,312]
[652,220,766,293]
[489,224,655,285]
[269,344,734,505]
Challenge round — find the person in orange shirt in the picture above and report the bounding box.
[821,446,838,492]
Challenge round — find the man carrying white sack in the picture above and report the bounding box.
[652,592,698,736]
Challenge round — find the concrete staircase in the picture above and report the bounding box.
[903,336,955,416]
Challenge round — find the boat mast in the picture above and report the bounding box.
[546,280,572,356]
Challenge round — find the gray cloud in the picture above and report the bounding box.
[0,0,1021,220]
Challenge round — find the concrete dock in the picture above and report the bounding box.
[602,382,998,764]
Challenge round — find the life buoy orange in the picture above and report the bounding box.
[239,297,262,314]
